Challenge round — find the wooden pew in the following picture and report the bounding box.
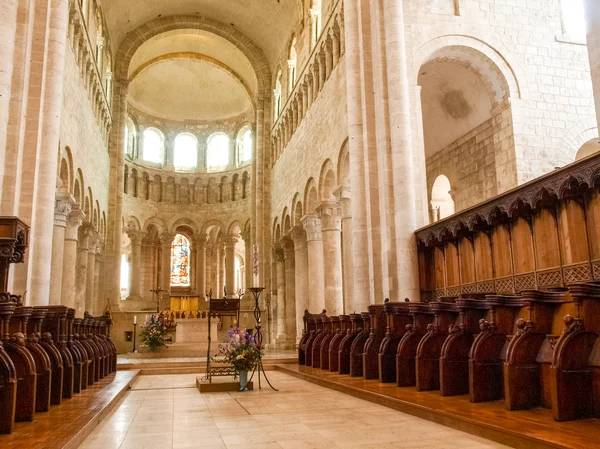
[92,320,110,377]
[339,313,361,375]
[304,313,325,367]
[416,298,459,391]
[298,310,319,365]
[550,282,600,421]
[0,300,17,434]
[82,318,103,381]
[439,294,489,396]
[504,289,573,411]
[67,308,87,391]
[378,302,411,383]
[73,317,95,386]
[396,303,434,387]
[362,304,386,379]
[311,315,331,368]
[44,306,75,398]
[320,315,339,370]
[469,294,524,403]
[98,312,118,372]
[328,315,351,372]
[1,304,37,422]
[36,309,64,405]
[26,307,52,412]
[349,312,370,377]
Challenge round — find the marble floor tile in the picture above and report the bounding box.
[77,371,510,449]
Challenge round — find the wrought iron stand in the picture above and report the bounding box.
[244,287,278,391]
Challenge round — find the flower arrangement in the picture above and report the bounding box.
[217,327,262,372]
[140,313,170,351]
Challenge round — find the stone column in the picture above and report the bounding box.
[85,236,98,313]
[332,30,340,66]
[196,235,207,299]
[318,202,343,315]
[312,65,320,100]
[307,74,314,108]
[301,214,325,312]
[224,234,239,295]
[93,247,102,315]
[49,195,73,305]
[274,246,286,344]
[585,0,600,129]
[382,0,420,299]
[159,233,174,300]
[335,186,354,312]
[127,230,145,299]
[242,230,252,290]
[290,227,308,341]
[302,84,309,116]
[283,235,300,342]
[75,224,93,316]
[62,209,84,309]
[28,0,70,305]
[325,39,333,79]
[220,243,226,295]
[0,0,19,205]
[318,52,326,90]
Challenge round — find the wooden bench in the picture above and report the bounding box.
[339,313,362,375]
[378,301,411,383]
[328,314,351,372]
[320,315,339,370]
[0,301,17,434]
[349,312,370,377]
[396,303,434,387]
[362,304,386,379]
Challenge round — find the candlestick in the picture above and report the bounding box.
[134,315,137,325]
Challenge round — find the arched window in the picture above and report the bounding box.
[561,0,586,42]
[288,38,297,92]
[124,116,136,157]
[575,138,600,160]
[431,175,455,222]
[207,132,230,171]
[236,125,252,166]
[170,234,191,287]
[310,0,322,49]
[174,133,198,170]
[274,70,283,120]
[120,254,130,299]
[143,128,164,164]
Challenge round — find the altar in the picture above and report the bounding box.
[175,317,218,344]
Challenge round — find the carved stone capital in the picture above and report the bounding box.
[273,246,285,262]
[223,233,240,249]
[54,195,76,227]
[127,230,146,246]
[289,226,307,248]
[280,237,295,259]
[159,232,175,247]
[301,214,322,241]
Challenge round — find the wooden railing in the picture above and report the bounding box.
[415,153,600,301]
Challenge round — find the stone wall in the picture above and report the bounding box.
[426,107,515,212]
[406,0,597,187]
[271,58,348,222]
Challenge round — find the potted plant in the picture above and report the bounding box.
[139,313,170,351]
[218,327,262,389]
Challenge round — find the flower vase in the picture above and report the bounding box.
[239,370,248,391]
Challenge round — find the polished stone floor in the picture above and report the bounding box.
[78,371,510,449]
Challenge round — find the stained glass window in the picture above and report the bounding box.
[170,234,191,286]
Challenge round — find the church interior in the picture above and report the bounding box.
[1,0,600,447]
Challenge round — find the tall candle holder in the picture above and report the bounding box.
[244,287,277,391]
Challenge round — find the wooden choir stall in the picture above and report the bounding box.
[0,217,118,435]
[295,153,600,429]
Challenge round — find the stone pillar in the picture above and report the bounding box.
[585,0,600,129]
[196,235,207,299]
[28,0,70,305]
[283,236,300,343]
[127,230,145,299]
[307,74,314,108]
[318,52,326,89]
[85,238,97,313]
[301,214,325,312]
[159,233,173,300]
[335,186,354,313]
[312,65,320,99]
[224,234,239,295]
[382,0,420,299]
[61,209,84,308]
[242,230,252,291]
[93,247,102,315]
[302,84,309,117]
[325,40,333,79]
[274,246,286,344]
[0,0,19,205]
[318,202,343,315]
[332,30,340,66]
[75,224,93,316]
[49,195,73,305]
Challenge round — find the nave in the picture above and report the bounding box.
[78,371,508,449]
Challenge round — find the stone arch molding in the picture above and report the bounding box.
[115,16,271,102]
[561,119,599,163]
[414,34,522,103]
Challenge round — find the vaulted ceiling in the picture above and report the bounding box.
[103,0,303,68]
